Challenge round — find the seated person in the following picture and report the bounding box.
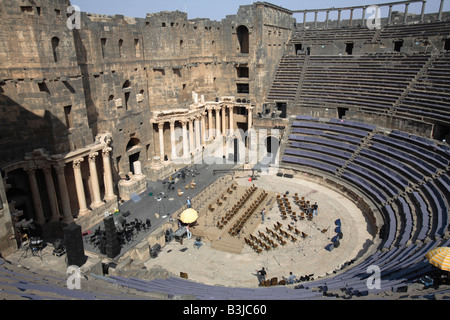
[285,272,297,285]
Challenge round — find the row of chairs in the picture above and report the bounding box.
[216,186,258,229]
[228,191,268,236]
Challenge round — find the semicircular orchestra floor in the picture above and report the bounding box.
[144,172,375,288]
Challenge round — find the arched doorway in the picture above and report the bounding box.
[236,25,249,54]
[126,138,141,174]
[122,80,132,110]
[266,136,280,164]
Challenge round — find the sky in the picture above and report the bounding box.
[70,0,450,22]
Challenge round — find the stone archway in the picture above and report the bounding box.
[126,138,141,174]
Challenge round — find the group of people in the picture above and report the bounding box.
[257,267,297,285]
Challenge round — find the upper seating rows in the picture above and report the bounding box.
[396,53,450,124]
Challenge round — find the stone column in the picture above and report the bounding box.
[403,3,409,24]
[102,147,116,202]
[303,12,307,28]
[169,120,177,160]
[420,1,427,23]
[229,106,234,134]
[195,116,201,150]
[158,122,165,161]
[361,8,366,26]
[349,9,354,26]
[314,11,318,28]
[208,107,213,140]
[438,0,444,21]
[388,5,393,25]
[41,165,60,222]
[88,152,103,209]
[182,120,189,158]
[247,107,253,131]
[54,164,73,224]
[189,118,195,152]
[73,158,90,216]
[326,11,330,28]
[25,167,45,225]
[215,107,221,138]
[222,107,227,136]
[337,10,342,28]
[201,114,206,146]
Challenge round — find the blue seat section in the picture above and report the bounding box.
[289,135,358,152]
[282,155,338,173]
[410,191,431,242]
[396,197,413,247]
[346,162,399,199]
[284,149,347,167]
[359,149,424,183]
[291,128,362,144]
[341,171,387,203]
[289,141,353,160]
[353,156,409,190]
[373,134,449,168]
[370,142,437,176]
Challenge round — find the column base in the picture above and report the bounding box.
[104,195,118,203]
[91,201,105,210]
[78,209,91,217]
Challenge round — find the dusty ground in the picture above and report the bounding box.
[143,172,374,288]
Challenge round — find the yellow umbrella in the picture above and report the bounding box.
[179,208,199,224]
[425,247,450,271]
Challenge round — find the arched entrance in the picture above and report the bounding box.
[265,136,280,164]
[126,138,141,174]
[237,25,249,54]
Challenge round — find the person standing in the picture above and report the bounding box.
[261,208,266,224]
[257,267,267,284]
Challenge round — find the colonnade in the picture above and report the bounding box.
[23,147,117,225]
[294,0,445,28]
[155,104,254,161]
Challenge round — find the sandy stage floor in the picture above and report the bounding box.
[143,172,375,288]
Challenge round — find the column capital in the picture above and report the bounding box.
[73,158,84,169]
[181,119,188,126]
[169,119,176,127]
[39,165,52,173]
[88,152,99,162]
[54,164,66,175]
[158,121,165,130]
[102,147,112,157]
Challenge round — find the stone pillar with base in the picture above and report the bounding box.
[88,152,103,209]
[208,107,213,140]
[102,147,117,202]
[201,114,206,145]
[169,120,177,160]
[41,165,61,223]
[158,122,165,161]
[24,167,46,225]
[215,107,221,138]
[195,116,201,151]
[189,118,195,152]
[182,120,189,158]
[54,164,74,224]
[229,106,235,135]
[73,158,90,217]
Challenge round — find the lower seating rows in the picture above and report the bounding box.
[283,117,450,252]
